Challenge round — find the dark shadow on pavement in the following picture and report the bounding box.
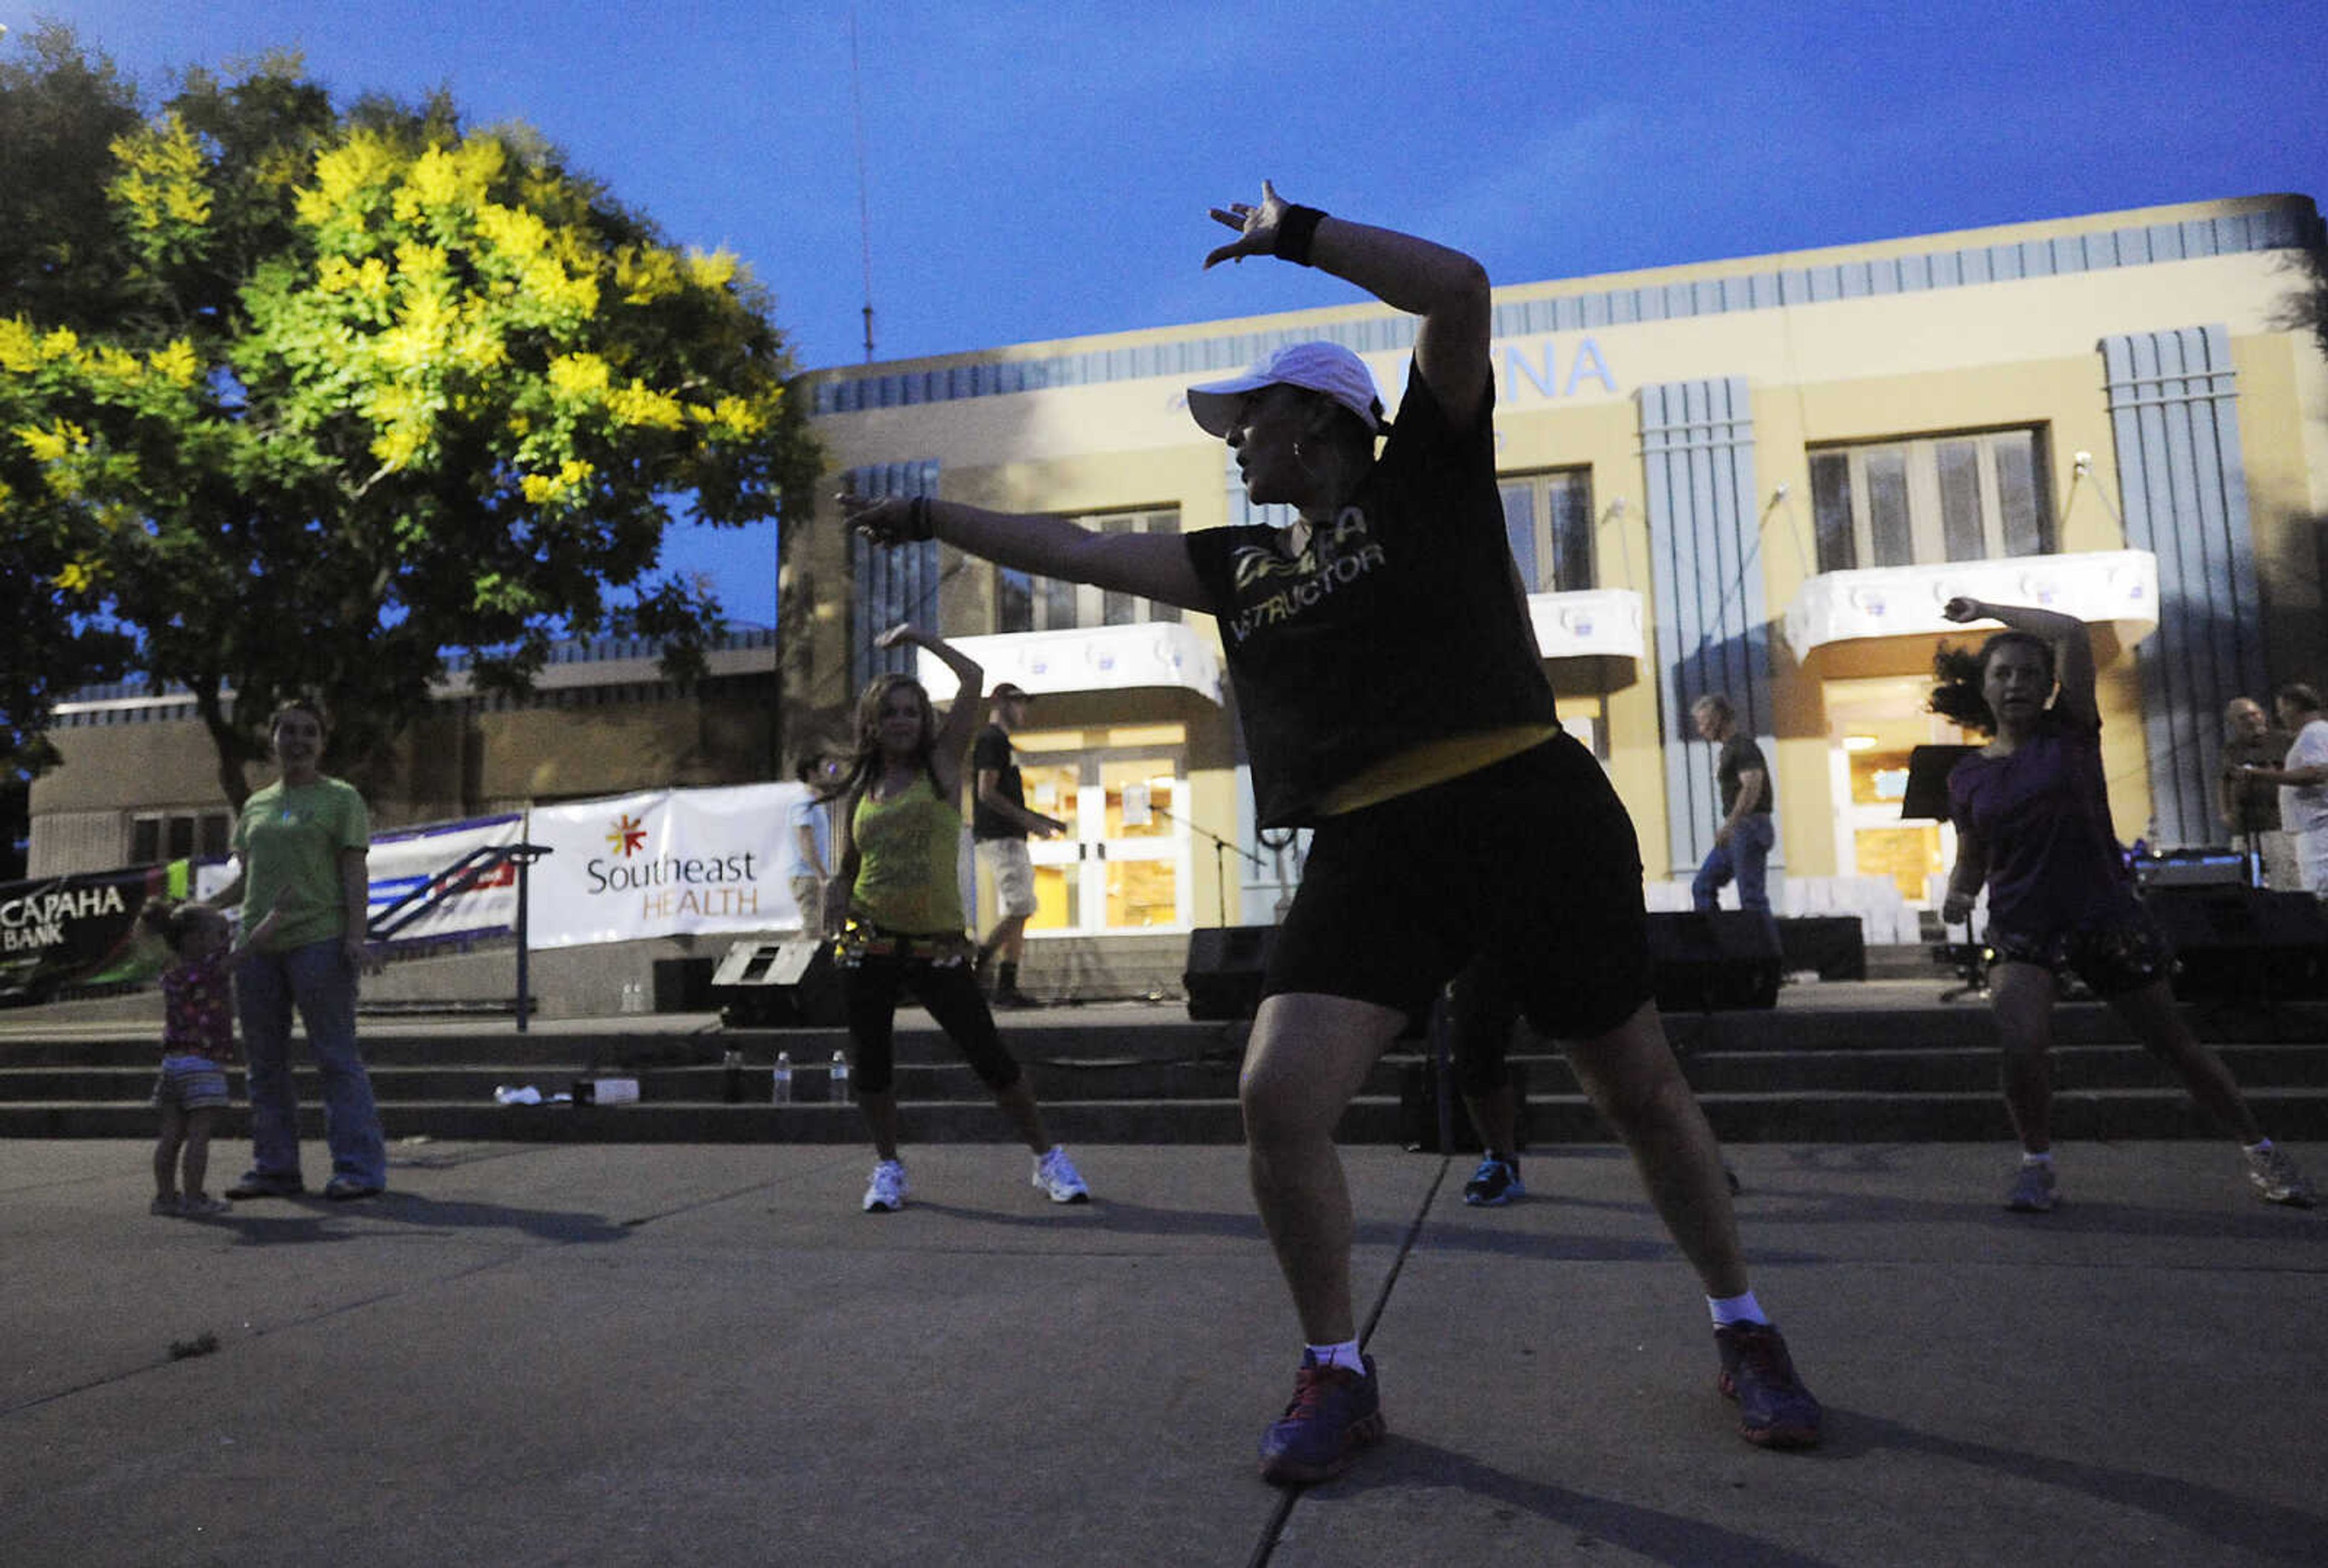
[206,1191,634,1246]
[1303,1435,1844,1567]
[1824,1408,2328,1563]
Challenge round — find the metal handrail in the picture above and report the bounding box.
[366,842,554,1030]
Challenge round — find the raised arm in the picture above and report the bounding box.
[875,623,984,787]
[843,492,1206,609]
[1941,596,2099,729]
[1204,180,1491,425]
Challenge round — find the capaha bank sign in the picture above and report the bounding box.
[527,783,812,948]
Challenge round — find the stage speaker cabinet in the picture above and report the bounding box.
[2144,887,2328,1000]
[710,937,845,1027]
[1645,911,1782,1012]
[1184,925,1276,1021]
[1776,915,1867,981]
[2135,850,2247,890]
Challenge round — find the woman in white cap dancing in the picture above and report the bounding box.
[846,182,1820,1483]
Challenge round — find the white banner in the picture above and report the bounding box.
[526,782,810,949]
[366,813,526,944]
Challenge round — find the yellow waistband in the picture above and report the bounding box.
[1316,724,1562,816]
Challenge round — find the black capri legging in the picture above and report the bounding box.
[1445,954,1521,1099]
[840,943,1023,1096]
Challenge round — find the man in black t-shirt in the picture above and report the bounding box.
[971,684,1067,1007]
[1690,694,1776,918]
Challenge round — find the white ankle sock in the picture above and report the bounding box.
[2021,1151,2053,1167]
[1707,1290,1766,1327]
[1305,1339,1363,1372]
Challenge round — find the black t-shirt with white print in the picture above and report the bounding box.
[1183,359,1556,829]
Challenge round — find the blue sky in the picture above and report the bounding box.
[15,2,2326,629]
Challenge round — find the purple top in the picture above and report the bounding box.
[161,948,236,1060]
[1947,718,2139,932]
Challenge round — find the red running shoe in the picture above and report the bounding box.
[1258,1351,1385,1486]
[1716,1321,1823,1449]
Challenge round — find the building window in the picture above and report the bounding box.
[997,508,1181,631]
[1808,427,2052,573]
[131,812,232,865]
[1496,470,1594,592]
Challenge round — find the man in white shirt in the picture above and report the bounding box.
[2247,684,2328,897]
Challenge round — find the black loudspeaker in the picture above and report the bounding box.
[1399,1061,1531,1153]
[2146,888,2328,999]
[1184,925,1276,1021]
[710,938,846,1027]
[1645,911,1782,1012]
[652,956,718,1012]
[1776,916,1867,981]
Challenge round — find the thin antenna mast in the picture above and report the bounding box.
[849,6,876,362]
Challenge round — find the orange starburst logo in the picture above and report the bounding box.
[606,813,647,858]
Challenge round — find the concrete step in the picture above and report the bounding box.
[9,1083,2326,1146]
[8,988,2326,1145]
[21,1041,2328,1106]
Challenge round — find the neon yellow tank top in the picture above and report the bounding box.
[849,775,967,933]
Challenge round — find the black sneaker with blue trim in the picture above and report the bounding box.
[1462,1154,1524,1207]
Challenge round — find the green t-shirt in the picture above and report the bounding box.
[233,776,370,952]
[849,775,967,935]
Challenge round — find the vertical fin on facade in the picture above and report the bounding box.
[1639,376,1773,876]
[843,459,943,692]
[2101,325,2265,847]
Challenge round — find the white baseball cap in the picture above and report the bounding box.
[1185,341,1383,438]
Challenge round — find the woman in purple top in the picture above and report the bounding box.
[1935,595,2311,1212]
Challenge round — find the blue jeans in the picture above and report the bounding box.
[236,939,386,1188]
[1693,814,1775,915]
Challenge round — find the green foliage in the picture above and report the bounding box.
[0,26,820,801]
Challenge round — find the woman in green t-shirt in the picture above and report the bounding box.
[210,699,387,1202]
[822,624,1089,1215]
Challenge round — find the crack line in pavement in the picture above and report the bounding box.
[1246,1153,1453,1568]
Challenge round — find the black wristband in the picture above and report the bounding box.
[906,495,934,541]
[1274,205,1326,267]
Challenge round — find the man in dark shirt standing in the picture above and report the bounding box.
[2219,696,2297,890]
[1690,694,1776,920]
[972,684,1067,1007]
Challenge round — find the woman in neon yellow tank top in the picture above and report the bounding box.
[820,622,1091,1214]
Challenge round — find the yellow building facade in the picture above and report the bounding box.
[785,195,2327,942]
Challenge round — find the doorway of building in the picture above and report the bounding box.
[1823,675,1965,906]
[1012,736,1191,935]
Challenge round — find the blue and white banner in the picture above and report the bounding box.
[366,813,527,946]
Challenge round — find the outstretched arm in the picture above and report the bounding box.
[1205,179,1491,426]
[1941,596,2098,729]
[843,492,1206,609]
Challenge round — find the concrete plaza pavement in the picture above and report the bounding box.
[1,1135,2322,1566]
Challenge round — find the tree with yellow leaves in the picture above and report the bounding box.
[1,25,819,805]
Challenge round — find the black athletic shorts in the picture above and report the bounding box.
[1263,732,1654,1041]
[1986,904,2175,998]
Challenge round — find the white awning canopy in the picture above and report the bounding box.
[1527,589,1646,662]
[1782,551,2159,673]
[915,621,1223,705]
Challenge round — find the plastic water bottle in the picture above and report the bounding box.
[721,1046,744,1104]
[771,1051,793,1104]
[829,1049,851,1104]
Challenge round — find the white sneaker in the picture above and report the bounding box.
[2245,1145,2315,1207]
[1032,1145,1089,1204]
[862,1158,908,1213]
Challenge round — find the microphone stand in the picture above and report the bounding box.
[1148,802,1269,929]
